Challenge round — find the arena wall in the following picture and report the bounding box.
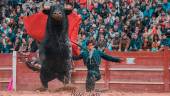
[0,48,170,92]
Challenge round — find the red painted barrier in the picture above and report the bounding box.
[0,48,170,92]
[0,54,12,91]
[72,48,170,92]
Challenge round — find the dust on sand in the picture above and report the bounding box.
[1,85,170,96]
[1,89,170,96]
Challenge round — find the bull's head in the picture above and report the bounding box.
[43,2,73,22]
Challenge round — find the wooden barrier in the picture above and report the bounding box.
[0,54,13,91]
[72,48,170,92]
[163,48,170,91]
[0,48,170,92]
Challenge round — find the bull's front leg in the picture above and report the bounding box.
[55,70,77,92]
[36,67,56,92]
[35,69,48,92]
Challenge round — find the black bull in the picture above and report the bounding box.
[38,4,73,90]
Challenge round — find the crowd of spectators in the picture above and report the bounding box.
[0,0,170,54]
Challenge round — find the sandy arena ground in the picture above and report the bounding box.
[1,91,170,96]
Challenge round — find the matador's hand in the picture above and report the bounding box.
[119,58,125,63]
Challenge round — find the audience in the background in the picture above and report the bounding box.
[0,0,170,54]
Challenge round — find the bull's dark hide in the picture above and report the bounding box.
[39,4,71,89]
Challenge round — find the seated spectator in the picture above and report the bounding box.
[88,24,98,40]
[79,33,88,50]
[79,8,90,21]
[143,5,154,18]
[106,37,113,51]
[160,34,170,48]
[14,37,21,51]
[119,33,130,52]
[99,2,109,19]
[96,34,107,51]
[142,27,152,51]
[151,34,160,52]
[28,37,38,52]
[162,1,170,12]
[0,38,3,53]
[129,33,143,51]
[112,32,120,51]
[19,38,28,52]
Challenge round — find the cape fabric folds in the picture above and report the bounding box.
[68,12,81,56]
[23,11,81,56]
[23,12,47,42]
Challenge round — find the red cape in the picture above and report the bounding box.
[23,11,81,55]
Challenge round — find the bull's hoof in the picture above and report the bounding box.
[95,88,109,92]
[35,87,48,92]
[86,91,101,96]
[55,85,77,92]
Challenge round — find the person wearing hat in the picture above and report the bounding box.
[73,40,124,92]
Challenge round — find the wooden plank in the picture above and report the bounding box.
[74,68,105,71]
[0,78,11,83]
[109,81,164,85]
[74,80,105,84]
[0,67,12,70]
[109,68,163,71]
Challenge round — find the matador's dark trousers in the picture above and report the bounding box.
[86,64,101,92]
